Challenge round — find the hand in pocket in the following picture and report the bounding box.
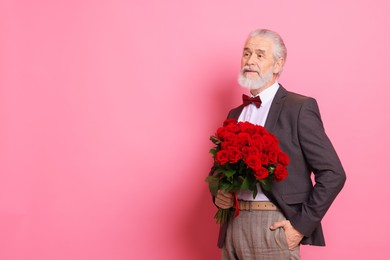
[270,220,303,250]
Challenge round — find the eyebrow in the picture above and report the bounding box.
[243,48,266,54]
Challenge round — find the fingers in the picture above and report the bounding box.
[270,220,304,250]
[269,220,287,230]
[215,190,234,209]
[285,228,304,249]
[285,224,304,250]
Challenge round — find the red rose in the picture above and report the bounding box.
[241,146,259,160]
[278,152,290,166]
[234,132,251,148]
[250,138,264,151]
[215,150,229,165]
[262,135,278,153]
[223,118,237,127]
[254,167,269,180]
[221,140,236,150]
[216,127,227,140]
[274,164,288,182]
[221,131,236,142]
[260,153,269,166]
[227,147,242,163]
[245,155,262,171]
[225,123,240,134]
[241,146,250,159]
[247,147,259,157]
[256,126,268,136]
[238,121,258,135]
[267,151,278,164]
[269,134,279,144]
[251,133,262,140]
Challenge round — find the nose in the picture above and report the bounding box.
[246,53,256,65]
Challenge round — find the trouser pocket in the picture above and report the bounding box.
[274,227,289,250]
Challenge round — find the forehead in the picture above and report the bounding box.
[243,36,274,53]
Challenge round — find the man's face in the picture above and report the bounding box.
[241,36,276,78]
[238,36,281,91]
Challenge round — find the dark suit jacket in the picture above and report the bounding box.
[213,85,346,248]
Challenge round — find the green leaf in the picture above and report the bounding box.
[211,168,222,178]
[247,174,257,190]
[210,135,221,145]
[209,148,217,157]
[215,208,235,224]
[240,177,250,190]
[231,176,244,193]
[205,175,217,183]
[252,185,258,199]
[260,178,273,191]
[225,169,236,178]
[216,167,236,178]
[205,176,219,196]
[220,181,232,192]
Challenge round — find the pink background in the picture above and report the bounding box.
[1,0,389,259]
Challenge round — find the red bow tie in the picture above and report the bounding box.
[242,94,262,108]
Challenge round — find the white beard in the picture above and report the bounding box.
[238,66,274,90]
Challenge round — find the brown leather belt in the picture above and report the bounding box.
[239,201,279,211]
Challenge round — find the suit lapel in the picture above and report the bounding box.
[229,105,245,120]
[264,84,287,132]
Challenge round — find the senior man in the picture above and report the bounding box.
[211,29,346,259]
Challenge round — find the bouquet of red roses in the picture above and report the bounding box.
[206,118,289,224]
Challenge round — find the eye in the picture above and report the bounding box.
[257,54,263,58]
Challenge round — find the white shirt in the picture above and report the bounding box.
[237,82,280,201]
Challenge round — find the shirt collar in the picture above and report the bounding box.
[251,81,279,107]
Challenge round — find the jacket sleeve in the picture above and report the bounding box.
[289,98,346,237]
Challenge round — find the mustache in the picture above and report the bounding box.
[241,66,260,73]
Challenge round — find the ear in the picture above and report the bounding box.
[273,58,284,75]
